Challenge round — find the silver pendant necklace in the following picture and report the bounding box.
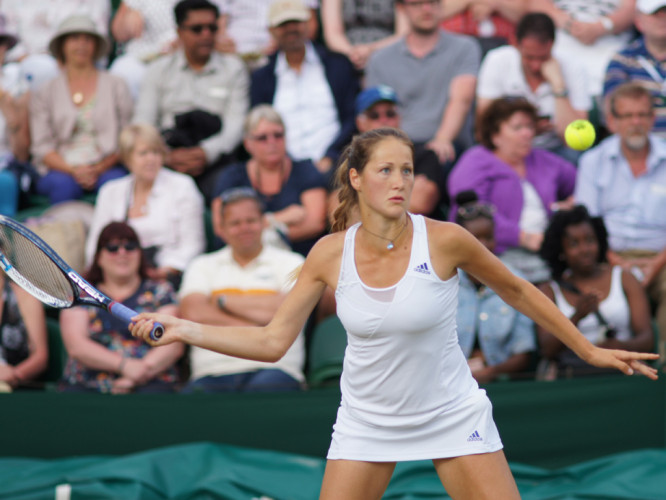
[361,217,409,250]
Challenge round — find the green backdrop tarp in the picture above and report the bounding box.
[0,443,665,500]
[1,376,664,468]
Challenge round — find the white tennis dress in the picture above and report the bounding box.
[328,213,503,461]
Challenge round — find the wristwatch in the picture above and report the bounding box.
[217,295,226,311]
[552,89,569,98]
[599,16,614,34]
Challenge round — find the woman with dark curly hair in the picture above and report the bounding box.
[448,97,577,283]
[538,205,654,378]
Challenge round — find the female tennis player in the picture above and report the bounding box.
[130,128,659,499]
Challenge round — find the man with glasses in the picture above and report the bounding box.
[133,0,249,202]
[575,82,666,359]
[604,0,666,137]
[364,0,480,164]
[179,187,306,393]
[251,0,358,179]
[354,85,445,218]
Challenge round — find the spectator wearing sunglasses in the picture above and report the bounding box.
[60,222,184,394]
[110,0,224,100]
[133,0,249,203]
[454,190,536,384]
[211,104,327,256]
[448,97,577,283]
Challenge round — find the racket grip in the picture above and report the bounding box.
[110,302,165,341]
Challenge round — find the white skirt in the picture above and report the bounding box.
[327,389,503,462]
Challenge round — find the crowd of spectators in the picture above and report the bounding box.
[1,0,665,393]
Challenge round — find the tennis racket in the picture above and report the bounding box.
[0,215,163,340]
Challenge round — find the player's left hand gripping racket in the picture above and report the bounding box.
[0,215,163,340]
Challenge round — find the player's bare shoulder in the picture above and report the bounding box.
[302,231,346,288]
[424,217,468,249]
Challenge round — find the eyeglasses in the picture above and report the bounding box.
[104,241,140,253]
[365,109,398,120]
[457,203,496,220]
[612,111,653,120]
[182,23,219,34]
[251,131,285,142]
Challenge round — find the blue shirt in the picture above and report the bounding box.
[603,37,666,136]
[456,269,536,366]
[575,134,666,252]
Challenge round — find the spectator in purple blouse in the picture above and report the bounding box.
[448,97,577,283]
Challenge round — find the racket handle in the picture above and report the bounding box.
[109,301,164,341]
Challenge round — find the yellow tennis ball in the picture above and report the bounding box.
[565,120,596,151]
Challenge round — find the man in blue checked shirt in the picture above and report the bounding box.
[603,0,666,137]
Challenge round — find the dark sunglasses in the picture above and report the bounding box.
[104,241,140,253]
[365,109,398,120]
[457,203,496,221]
[251,131,285,142]
[182,23,219,34]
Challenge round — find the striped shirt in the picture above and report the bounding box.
[603,37,666,137]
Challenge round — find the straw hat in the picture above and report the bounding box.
[48,15,109,62]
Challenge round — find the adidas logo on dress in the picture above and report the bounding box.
[413,262,430,274]
[467,430,483,442]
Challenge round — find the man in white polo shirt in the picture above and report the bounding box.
[179,187,305,392]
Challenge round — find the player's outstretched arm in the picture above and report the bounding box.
[432,221,660,379]
[130,239,334,362]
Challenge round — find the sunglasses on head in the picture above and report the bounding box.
[365,109,398,120]
[182,23,219,34]
[251,131,285,142]
[104,241,140,253]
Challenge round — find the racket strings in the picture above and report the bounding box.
[0,226,75,306]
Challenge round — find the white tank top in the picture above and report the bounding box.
[335,214,478,428]
[551,266,632,344]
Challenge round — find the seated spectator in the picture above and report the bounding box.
[216,0,319,69]
[365,0,480,163]
[211,105,327,256]
[321,0,408,70]
[133,0,249,203]
[575,82,666,359]
[0,271,48,391]
[29,15,133,205]
[440,0,526,57]
[604,0,666,137]
[180,187,305,393]
[85,123,205,289]
[448,97,577,283]
[529,0,635,102]
[538,205,654,378]
[0,15,31,217]
[476,13,591,163]
[352,85,445,219]
[251,0,359,176]
[60,222,183,394]
[3,0,110,94]
[454,191,536,384]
